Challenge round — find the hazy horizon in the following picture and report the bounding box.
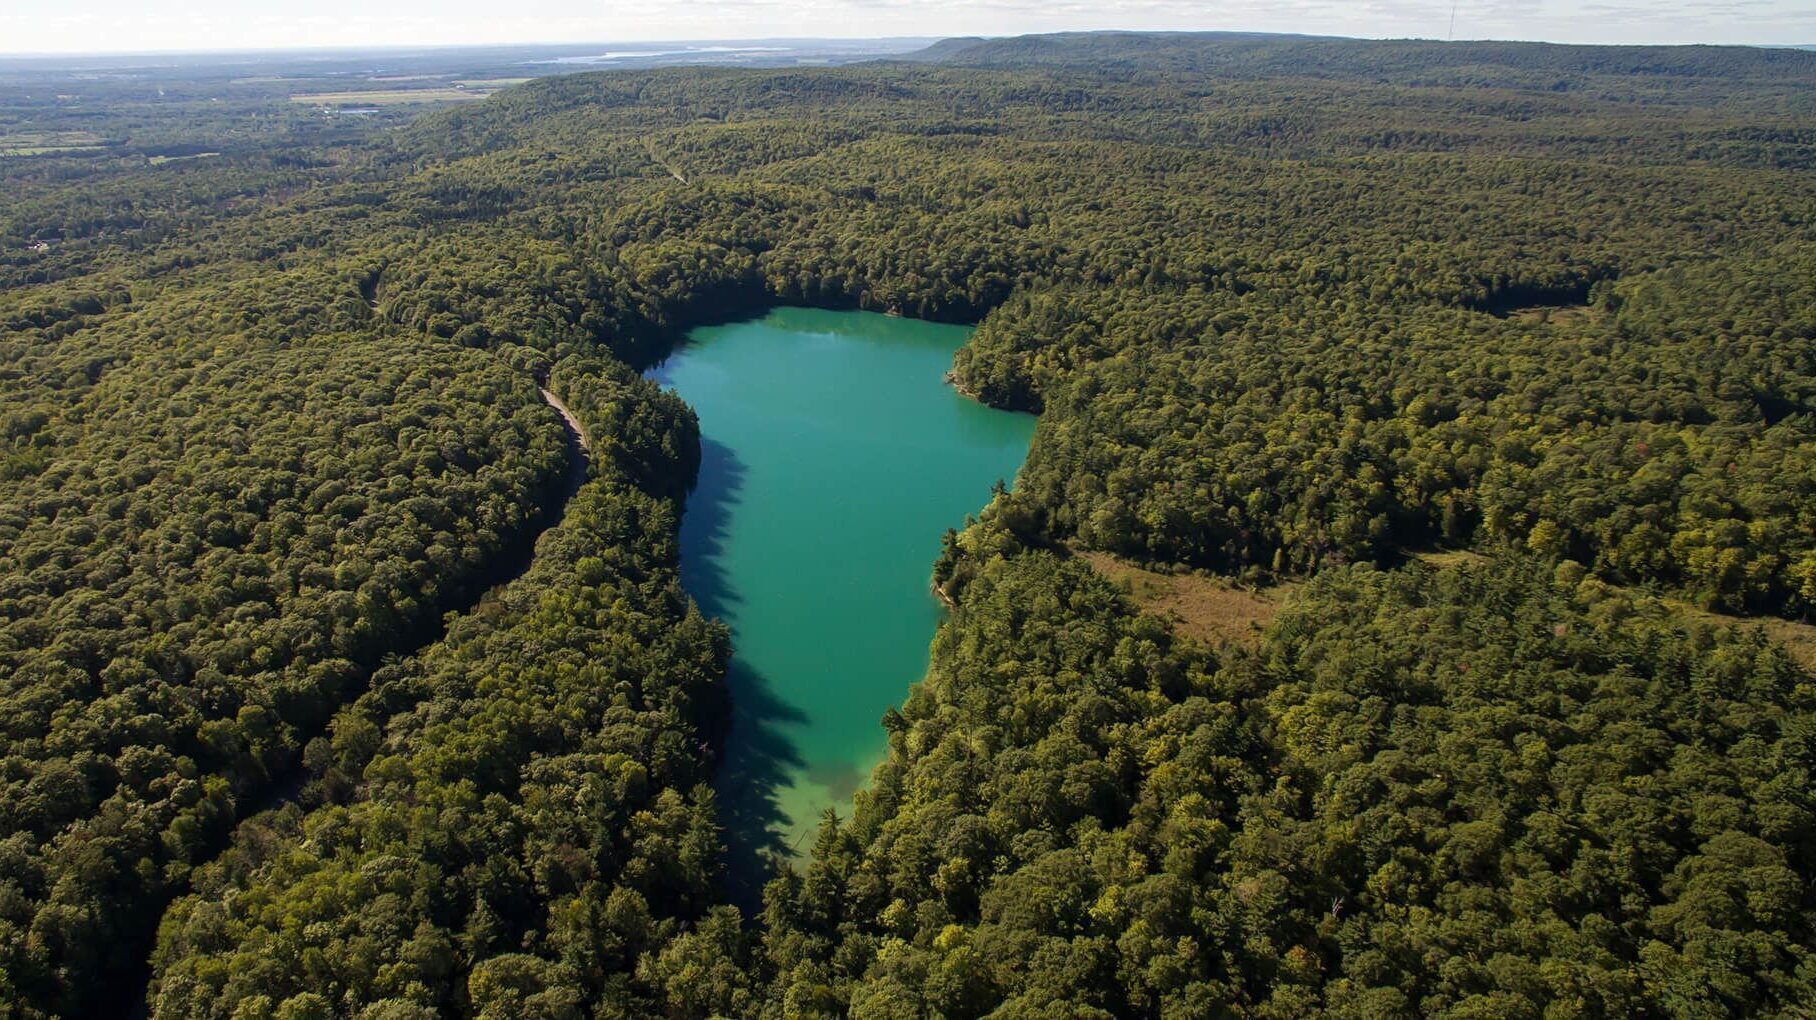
[6,33,1815,64]
[4,1,1814,57]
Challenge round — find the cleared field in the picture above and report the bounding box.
[1669,600,1816,672]
[454,78,534,87]
[1511,304,1599,326]
[1078,549,1290,646]
[0,130,105,156]
[1413,549,1489,569]
[1098,543,1816,665]
[289,88,493,105]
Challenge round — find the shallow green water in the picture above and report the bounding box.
[651,307,1034,872]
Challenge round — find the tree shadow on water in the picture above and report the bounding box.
[680,436,808,912]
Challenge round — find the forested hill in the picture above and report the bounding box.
[0,30,1813,1018]
[906,30,1816,87]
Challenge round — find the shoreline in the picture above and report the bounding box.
[943,368,983,402]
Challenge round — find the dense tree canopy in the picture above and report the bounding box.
[148,362,724,1018]
[775,516,1815,1016]
[0,31,1812,1017]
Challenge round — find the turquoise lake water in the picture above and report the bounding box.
[650,307,1035,879]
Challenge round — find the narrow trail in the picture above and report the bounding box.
[538,386,591,505]
[643,137,690,185]
[541,386,590,454]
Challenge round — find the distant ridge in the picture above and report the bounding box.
[901,30,1336,63]
[902,30,1816,85]
[898,36,987,62]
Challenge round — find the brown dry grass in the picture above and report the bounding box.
[1510,304,1601,327]
[1078,550,1290,646]
[1084,544,1815,670]
[1412,549,1489,569]
[1666,600,1816,673]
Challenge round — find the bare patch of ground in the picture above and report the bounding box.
[1412,549,1490,569]
[1077,550,1290,646]
[1084,545,1815,670]
[1665,600,1816,673]
[1511,304,1599,327]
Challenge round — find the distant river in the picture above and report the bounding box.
[651,307,1034,884]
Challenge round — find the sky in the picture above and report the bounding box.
[0,0,1812,54]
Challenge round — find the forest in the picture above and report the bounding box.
[0,30,1812,1018]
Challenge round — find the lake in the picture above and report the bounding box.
[650,307,1035,888]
